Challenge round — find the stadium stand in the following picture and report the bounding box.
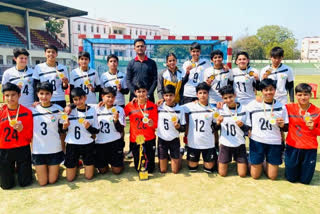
[0,24,24,46]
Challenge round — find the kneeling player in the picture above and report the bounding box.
[95,87,125,174]
[285,83,320,184]
[63,88,99,181]
[157,85,185,173]
[184,82,218,173]
[31,82,65,186]
[216,85,249,177]
[246,79,288,180]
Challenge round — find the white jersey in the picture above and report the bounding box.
[33,63,68,102]
[31,104,63,154]
[203,67,233,104]
[184,102,216,149]
[100,71,128,106]
[182,59,211,97]
[157,103,186,141]
[2,66,34,107]
[95,105,126,144]
[260,64,294,104]
[232,67,259,106]
[219,103,247,147]
[65,106,99,145]
[70,67,100,104]
[245,100,288,145]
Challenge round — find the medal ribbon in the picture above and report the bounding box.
[7,104,20,125]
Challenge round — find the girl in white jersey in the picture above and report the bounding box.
[1,48,35,108]
[232,51,260,108]
[31,82,65,186]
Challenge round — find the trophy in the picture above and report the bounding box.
[136,135,148,180]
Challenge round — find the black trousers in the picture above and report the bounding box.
[130,139,156,173]
[0,145,32,189]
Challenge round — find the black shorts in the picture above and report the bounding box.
[218,144,247,164]
[0,145,32,189]
[95,139,124,168]
[285,144,317,184]
[32,151,64,166]
[64,143,95,168]
[182,96,198,104]
[130,139,156,173]
[249,139,282,165]
[158,137,180,160]
[51,100,66,108]
[187,147,217,163]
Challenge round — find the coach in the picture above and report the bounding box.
[126,38,158,102]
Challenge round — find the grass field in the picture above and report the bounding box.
[0,75,320,214]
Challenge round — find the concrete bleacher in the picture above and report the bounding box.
[0,24,25,47]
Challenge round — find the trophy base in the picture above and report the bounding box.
[139,171,148,180]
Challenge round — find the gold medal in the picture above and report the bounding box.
[266,69,272,75]
[61,113,68,121]
[58,73,65,79]
[136,135,145,145]
[209,75,215,80]
[269,117,276,125]
[142,117,149,124]
[111,107,117,113]
[9,119,18,127]
[249,71,254,76]
[114,79,120,85]
[232,116,238,121]
[191,63,196,68]
[78,117,85,124]
[304,113,311,122]
[213,111,220,119]
[84,79,90,86]
[171,115,178,122]
[17,81,23,87]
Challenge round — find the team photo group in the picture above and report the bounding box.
[0,38,319,190]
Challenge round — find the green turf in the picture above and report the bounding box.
[0,76,320,214]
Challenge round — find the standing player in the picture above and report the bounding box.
[157,53,184,105]
[100,54,129,108]
[0,83,33,189]
[260,47,294,104]
[33,44,69,108]
[285,83,320,184]
[184,82,218,173]
[157,85,185,173]
[62,87,99,181]
[216,85,249,177]
[246,79,288,180]
[95,87,126,175]
[2,48,34,107]
[204,50,233,109]
[31,82,65,186]
[232,51,260,108]
[182,42,211,104]
[124,82,158,173]
[69,51,101,104]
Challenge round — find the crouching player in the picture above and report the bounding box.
[157,85,185,173]
[31,82,65,186]
[285,83,320,184]
[63,87,99,181]
[184,82,218,173]
[0,83,33,189]
[216,85,249,177]
[95,87,125,174]
[246,79,288,180]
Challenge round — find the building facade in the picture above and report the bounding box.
[301,37,320,60]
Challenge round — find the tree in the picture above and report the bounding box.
[152,45,190,59]
[233,35,264,59]
[46,18,64,34]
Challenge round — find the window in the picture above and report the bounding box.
[114,30,118,34]
[104,28,106,34]
[97,49,100,55]
[78,24,80,32]
[0,55,3,64]
[97,26,99,33]
[136,30,138,35]
[130,29,132,35]
[91,26,94,33]
[84,25,86,32]
[104,50,107,55]
[140,30,142,35]
[109,28,111,34]
[118,30,122,34]
[60,33,65,38]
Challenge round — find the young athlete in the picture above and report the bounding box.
[62,87,99,181]
[157,53,184,105]
[1,48,34,108]
[285,83,320,184]
[184,82,218,173]
[182,42,211,104]
[246,78,288,180]
[69,51,101,104]
[124,82,158,173]
[33,44,69,108]
[0,83,33,189]
[260,47,294,104]
[31,82,65,186]
[216,85,249,177]
[204,50,233,109]
[232,51,260,108]
[100,54,129,108]
[157,85,185,173]
[95,87,125,175]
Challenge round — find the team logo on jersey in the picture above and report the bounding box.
[50,115,56,122]
[27,79,32,84]
[281,74,286,79]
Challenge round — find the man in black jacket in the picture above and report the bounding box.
[126,38,157,102]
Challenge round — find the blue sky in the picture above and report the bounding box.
[49,0,319,46]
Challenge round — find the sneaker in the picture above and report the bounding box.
[126,150,133,159]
